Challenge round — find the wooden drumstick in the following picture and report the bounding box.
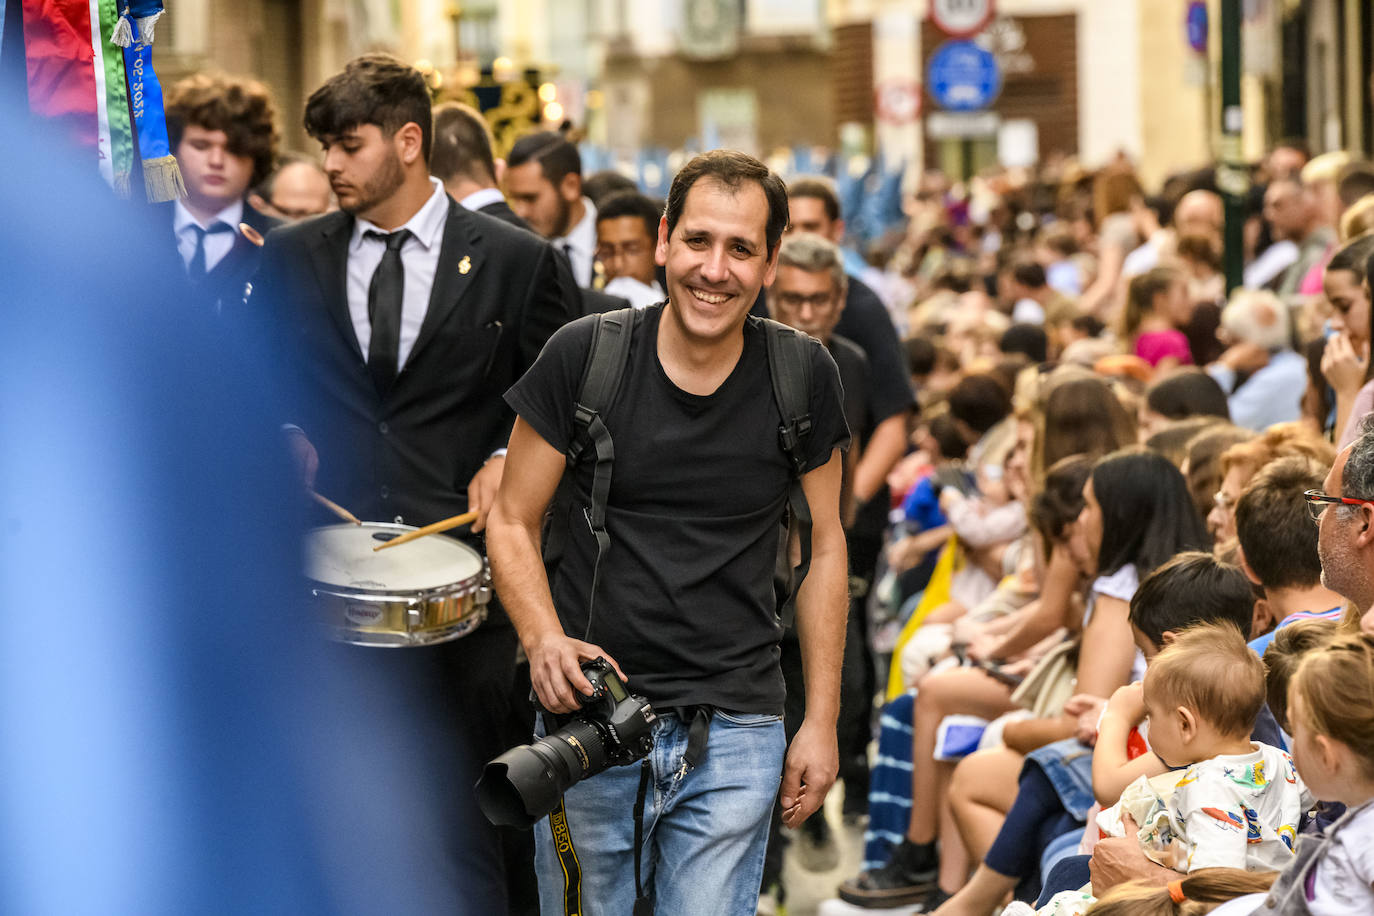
[373,510,479,551]
[311,490,363,526]
[238,222,265,247]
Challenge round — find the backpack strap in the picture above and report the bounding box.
[762,318,815,628]
[567,308,638,637]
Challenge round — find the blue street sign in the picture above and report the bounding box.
[926,40,1002,112]
[1185,1,1208,53]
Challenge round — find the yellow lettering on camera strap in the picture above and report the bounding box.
[548,799,583,916]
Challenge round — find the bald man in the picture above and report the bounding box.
[1123,188,1223,277]
[1173,189,1223,238]
[249,155,333,222]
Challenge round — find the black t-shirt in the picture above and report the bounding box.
[835,276,913,536]
[506,305,849,713]
[829,334,873,451]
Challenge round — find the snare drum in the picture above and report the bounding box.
[305,522,490,647]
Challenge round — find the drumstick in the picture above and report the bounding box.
[311,490,363,525]
[238,222,265,247]
[373,510,479,551]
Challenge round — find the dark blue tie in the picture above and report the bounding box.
[187,221,235,283]
[365,229,412,394]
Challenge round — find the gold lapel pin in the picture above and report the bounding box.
[238,222,265,247]
[458,255,472,275]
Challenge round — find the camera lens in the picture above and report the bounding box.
[476,718,610,827]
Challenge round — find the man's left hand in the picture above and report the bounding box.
[780,719,838,829]
[465,455,504,533]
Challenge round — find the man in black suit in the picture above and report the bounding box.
[251,55,576,913]
[430,101,627,316]
[163,73,281,313]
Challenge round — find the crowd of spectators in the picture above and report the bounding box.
[774,144,1374,916]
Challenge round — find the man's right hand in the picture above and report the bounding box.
[284,427,319,490]
[526,631,628,714]
[1090,814,1180,894]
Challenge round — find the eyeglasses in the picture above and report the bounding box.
[595,241,649,261]
[1304,489,1374,522]
[771,291,838,310]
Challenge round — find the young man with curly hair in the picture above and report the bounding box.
[164,72,282,312]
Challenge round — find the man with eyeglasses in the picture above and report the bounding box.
[760,232,878,904]
[594,191,665,309]
[1313,419,1374,634]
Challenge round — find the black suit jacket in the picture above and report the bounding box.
[252,197,576,527]
[477,198,530,232]
[163,199,280,314]
[474,196,627,317]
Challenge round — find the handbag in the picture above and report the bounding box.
[1010,637,1078,719]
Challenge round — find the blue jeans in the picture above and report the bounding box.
[534,709,785,916]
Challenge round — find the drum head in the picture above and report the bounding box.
[305,523,483,592]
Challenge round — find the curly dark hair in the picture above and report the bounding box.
[166,72,281,186]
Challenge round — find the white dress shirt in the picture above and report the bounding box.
[458,187,507,212]
[553,196,597,288]
[173,197,243,274]
[604,276,665,310]
[346,178,450,369]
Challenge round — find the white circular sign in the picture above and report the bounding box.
[930,0,995,37]
[875,80,922,124]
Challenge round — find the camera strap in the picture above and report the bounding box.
[632,758,652,916]
[630,706,713,916]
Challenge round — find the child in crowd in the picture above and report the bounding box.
[1122,267,1193,371]
[1085,632,1374,916]
[1029,623,1309,916]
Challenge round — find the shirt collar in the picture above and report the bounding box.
[173,197,244,235]
[555,196,597,254]
[459,187,507,212]
[350,177,450,252]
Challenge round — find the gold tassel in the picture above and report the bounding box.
[112,170,132,200]
[142,154,186,203]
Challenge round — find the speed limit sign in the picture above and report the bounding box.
[930,0,995,37]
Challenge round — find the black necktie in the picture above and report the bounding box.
[366,229,412,394]
[187,221,234,283]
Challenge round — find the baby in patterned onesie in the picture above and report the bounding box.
[1024,622,1312,916]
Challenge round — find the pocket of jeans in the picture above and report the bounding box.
[715,710,783,727]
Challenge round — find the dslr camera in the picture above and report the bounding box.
[476,657,656,827]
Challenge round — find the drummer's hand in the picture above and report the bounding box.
[465,455,504,533]
[284,426,319,490]
[526,631,628,714]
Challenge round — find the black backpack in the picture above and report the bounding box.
[553,307,817,630]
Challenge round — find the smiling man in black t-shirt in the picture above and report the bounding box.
[487,150,850,915]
